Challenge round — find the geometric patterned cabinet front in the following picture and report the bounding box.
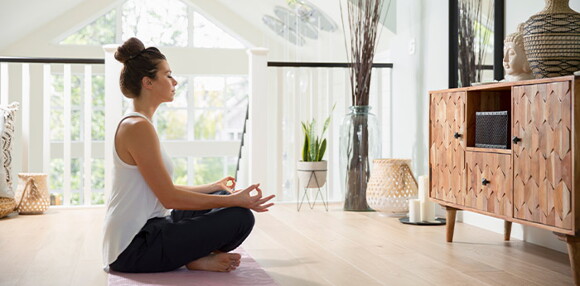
[512,82,572,229]
[429,91,466,205]
[429,76,580,285]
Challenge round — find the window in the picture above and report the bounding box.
[60,0,246,49]
[60,10,116,45]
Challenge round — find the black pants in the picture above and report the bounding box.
[110,191,255,273]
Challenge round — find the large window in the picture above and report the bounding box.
[59,0,246,49]
[48,71,248,206]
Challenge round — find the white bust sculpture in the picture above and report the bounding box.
[503,25,533,81]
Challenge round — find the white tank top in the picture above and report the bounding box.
[102,112,173,270]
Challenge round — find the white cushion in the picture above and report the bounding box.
[0,102,19,198]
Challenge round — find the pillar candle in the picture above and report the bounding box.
[418,175,429,203]
[420,200,436,222]
[408,199,421,223]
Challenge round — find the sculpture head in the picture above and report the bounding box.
[503,24,533,81]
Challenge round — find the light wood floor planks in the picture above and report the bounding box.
[0,203,574,285]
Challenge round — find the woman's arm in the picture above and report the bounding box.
[175,176,235,194]
[119,118,274,211]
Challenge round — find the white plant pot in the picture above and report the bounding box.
[297,161,328,188]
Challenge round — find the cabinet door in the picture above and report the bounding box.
[512,82,572,229]
[429,92,466,205]
[465,151,512,218]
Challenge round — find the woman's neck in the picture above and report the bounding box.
[132,99,159,121]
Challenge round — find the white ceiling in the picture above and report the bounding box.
[0,0,396,57]
[0,0,88,50]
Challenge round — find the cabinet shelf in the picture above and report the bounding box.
[465,147,511,154]
[465,90,511,149]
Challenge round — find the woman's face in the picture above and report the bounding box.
[151,60,178,102]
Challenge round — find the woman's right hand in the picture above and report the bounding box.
[231,184,275,212]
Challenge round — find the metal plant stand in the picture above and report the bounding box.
[297,170,328,211]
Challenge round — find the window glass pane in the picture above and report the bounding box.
[224,77,248,140]
[50,110,64,141]
[71,158,82,192]
[156,109,187,140]
[71,75,82,107]
[92,192,105,205]
[92,158,105,190]
[60,9,116,45]
[50,159,64,191]
[227,156,237,178]
[71,110,81,141]
[193,12,245,49]
[194,77,224,108]
[92,75,105,106]
[51,74,64,109]
[165,76,188,108]
[193,157,224,185]
[194,110,223,140]
[70,158,82,205]
[92,110,105,140]
[122,0,188,47]
[71,192,81,206]
[49,158,64,206]
[172,157,188,185]
[91,157,105,205]
[225,77,248,103]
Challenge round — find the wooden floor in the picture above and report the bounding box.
[0,203,574,286]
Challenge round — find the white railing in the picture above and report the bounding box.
[246,49,393,203]
[1,54,245,206]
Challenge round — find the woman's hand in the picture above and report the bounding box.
[231,184,275,212]
[213,176,236,193]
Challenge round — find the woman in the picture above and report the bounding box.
[102,37,274,273]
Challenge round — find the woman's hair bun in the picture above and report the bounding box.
[115,37,146,64]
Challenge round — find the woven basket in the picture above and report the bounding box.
[523,0,580,78]
[0,197,15,218]
[15,173,49,214]
[366,159,418,215]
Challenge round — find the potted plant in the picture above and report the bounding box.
[297,108,334,189]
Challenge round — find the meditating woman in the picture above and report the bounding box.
[102,37,274,273]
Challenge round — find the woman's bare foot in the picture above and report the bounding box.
[186,252,241,272]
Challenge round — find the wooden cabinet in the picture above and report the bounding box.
[429,76,580,284]
[429,91,466,205]
[512,82,573,229]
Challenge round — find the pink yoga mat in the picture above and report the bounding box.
[108,248,278,286]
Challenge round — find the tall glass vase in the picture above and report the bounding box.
[340,106,381,211]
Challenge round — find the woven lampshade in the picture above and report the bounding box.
[366,159,418,215]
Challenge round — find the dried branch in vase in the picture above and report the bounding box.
[458,0,493,87]
[340,0,388,106]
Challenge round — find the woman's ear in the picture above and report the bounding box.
[142,77,153,90]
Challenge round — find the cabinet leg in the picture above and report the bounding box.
[555,233,580,285]
[445,206,457,242]
[504,221,512,241]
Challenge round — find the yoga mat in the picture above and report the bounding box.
[108,248,278,286]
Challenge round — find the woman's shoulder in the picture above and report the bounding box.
[118,116,156,138]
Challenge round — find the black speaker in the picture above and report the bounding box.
[475,111,509,149]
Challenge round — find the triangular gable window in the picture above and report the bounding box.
[58,0,246,49]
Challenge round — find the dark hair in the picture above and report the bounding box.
[114,37,166,98]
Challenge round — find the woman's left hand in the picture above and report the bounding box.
[213,176,236,193]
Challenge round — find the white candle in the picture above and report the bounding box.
[420,200,436,222]
[408,199,421,223]
[418,175,429,203]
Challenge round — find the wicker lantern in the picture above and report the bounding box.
[366,159,418,215]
